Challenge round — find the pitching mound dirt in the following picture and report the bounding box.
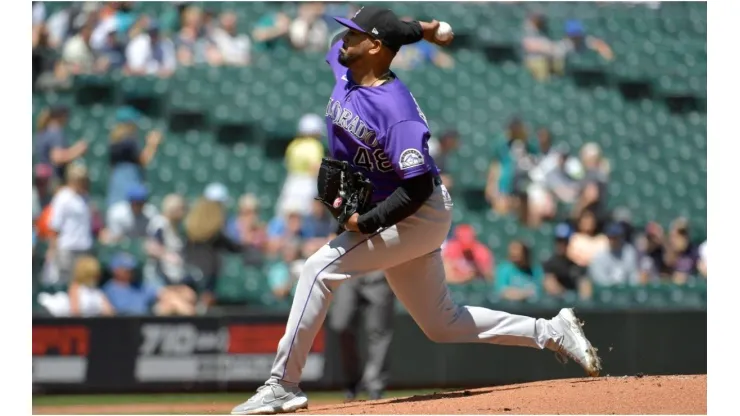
[32,374,706,415]
[307,375,706,415]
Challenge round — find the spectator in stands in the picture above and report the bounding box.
[145,194,188,286]
[65,255,114,316]
[588,222,640,286]
[521,12,556,82]
[202,9,218,39]
[105,184,159,243]
[428,130,459,191]
[103,252,196,316]
[61,21,98,75]
[289,2,329,52]
[276,113,326,218]
[34,106,88,182]
[267,239,304,301]
[662,217,700,284]
[96,24,127,71]
[392,17,454,70]
[45,164,94,286]
[266,204,311,257]
[570,143,610,223]
[38,255,114,317]
[226,193,268,267]
[106,106,162,207]
[33,164,54,221]
[637,221,668,283]
[552,19,614,75]
[544,223,592,299]
[567,208,608,268]
[32,2,46,32]
[184,197,242,309]
[204,182,231,209]
[485,117,539,218]
[442,224,494,284]
[175,6,222,67]
[526,130,580,227]
[494,240,544,301]
[698,241,707,278]
[32,21,60,90]
[252,9,291,52]
[125,19,177,77]
[212,11,252,66]
[302,199,338,255]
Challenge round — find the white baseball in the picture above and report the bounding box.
[435,21,453,42]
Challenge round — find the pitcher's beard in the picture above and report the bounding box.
[337,50,358,67]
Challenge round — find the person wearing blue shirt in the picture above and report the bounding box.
[266,240,303,301]
[266,208,311,256]
[494,240,544,301]
[103,253,159,315]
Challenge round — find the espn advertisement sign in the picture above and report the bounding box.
[33,325,90,383]
[134,322,325,383]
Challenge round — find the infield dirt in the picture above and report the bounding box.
[32,374,706,415]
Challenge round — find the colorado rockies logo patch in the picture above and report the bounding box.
[399,149,424,170]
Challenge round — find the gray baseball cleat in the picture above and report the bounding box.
[551,308,602,377]
[231,383,309,415]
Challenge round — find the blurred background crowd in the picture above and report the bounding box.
[32,1,706,318]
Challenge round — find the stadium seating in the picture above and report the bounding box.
[33,1,706,308]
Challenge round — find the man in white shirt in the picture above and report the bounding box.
[125,21,176,77]
[62,22,96,74]
[47,164,94,285]
[211,12,252,66]
[698,241,707,278]
[106,184,159,242]
[588,223,640,286]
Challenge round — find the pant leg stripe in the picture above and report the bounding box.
[280,229,385,382]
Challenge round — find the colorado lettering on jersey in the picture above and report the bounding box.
[326,98,378,147]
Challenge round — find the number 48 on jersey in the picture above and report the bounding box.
[353,147,393,172]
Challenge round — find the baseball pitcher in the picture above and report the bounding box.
[232,7,601,415]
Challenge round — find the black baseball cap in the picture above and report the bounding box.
[334,6,409,53]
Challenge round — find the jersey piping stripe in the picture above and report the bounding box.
[280,227,388,382]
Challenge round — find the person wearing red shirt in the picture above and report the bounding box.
[442,224,494,284]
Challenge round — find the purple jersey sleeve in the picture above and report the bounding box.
[384,121,432,179]
[325,37,346,81]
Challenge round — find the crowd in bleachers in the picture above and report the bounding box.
[32,1,706,318]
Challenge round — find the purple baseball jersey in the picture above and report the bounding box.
[324,41,439,202]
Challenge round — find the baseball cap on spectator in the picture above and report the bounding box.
[204,182,229,204]
[604,222,625,238]
[34,164,54,180]
[116,106,142,123]
[554,222,573,240]
[148,19,161,33]
[565,19,585,37]
[297,113,325,137]
[110,252,138,270]
[127,184,149,202]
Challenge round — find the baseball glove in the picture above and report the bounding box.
[315,157,374,226]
